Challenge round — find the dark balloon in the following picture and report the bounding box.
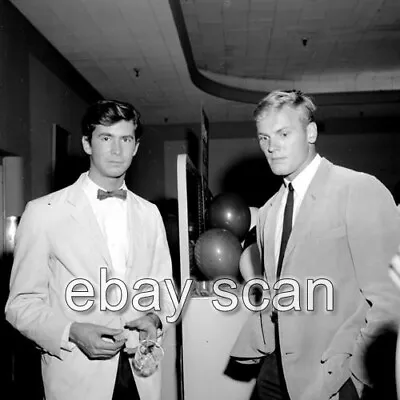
[194,228,242,280]
[207,193,251,241]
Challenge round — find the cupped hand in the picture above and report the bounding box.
[69,322,127,360]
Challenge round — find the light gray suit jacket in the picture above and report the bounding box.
[231,158,400,399]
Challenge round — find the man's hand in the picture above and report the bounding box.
[69,322,127,360]
[124,313,161,342]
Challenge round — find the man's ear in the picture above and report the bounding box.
[82,136,92,155]
[307,122,318,144]
[132,141,140,157]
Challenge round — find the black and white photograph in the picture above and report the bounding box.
[2,1,400,400]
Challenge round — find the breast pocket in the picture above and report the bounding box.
[311,225,346,242]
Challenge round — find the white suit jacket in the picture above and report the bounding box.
[5,173,175,400]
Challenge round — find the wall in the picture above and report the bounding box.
[138,117,400,207]
[0,0,101,203]
[130,122,255,202]
[0,0,31,201]
[29,54,89,199]
[127,125,169,203]
[0,1,101,399]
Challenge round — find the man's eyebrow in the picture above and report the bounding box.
[97,131,112,135]
[258,126,290,135]
[97,131,134,137]
[276,127,290,133]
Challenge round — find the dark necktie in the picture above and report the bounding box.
[112,349,140,400]
[268,183,294,397]
[97,188,127,200]
[276,182,294,279]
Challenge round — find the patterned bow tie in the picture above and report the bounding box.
[97,188,127,200]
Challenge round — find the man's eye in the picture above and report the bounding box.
[102,136,110,141]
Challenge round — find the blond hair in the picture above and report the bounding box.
[254,90,316,126]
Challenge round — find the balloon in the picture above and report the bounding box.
[239,243,263,281]
[194,228,242,280]
[208,193,251,241]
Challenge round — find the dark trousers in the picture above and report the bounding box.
[252,353,359,400]
[112,350,140,400]
[251,351,290,400]
[251,316,291,400]
[252,317,359,400]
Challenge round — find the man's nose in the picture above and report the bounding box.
[111,139,122,154]
[267,138,278,153]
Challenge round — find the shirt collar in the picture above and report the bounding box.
[283,154,321,197]
[82,171,127,200]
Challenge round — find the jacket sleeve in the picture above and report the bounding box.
[5,201,72,358]
[345,174,400,385]
[230,203,275,359]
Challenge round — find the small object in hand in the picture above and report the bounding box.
[113,329,129,342]
[130,339,164,377]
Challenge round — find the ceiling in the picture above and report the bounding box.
[9,0,400,125]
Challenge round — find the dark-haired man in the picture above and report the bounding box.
[6,100,174,400]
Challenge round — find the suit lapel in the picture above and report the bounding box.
[66,174,113,268]
[283,158,333,264]
[261,185,285,283]
[125,192,146,279]
[126,193,136,274]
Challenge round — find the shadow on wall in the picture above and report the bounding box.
[392,180,400,205]
[2,251,44,399]
[186,128,199,169]
[153,198,181,285]
[220,156,281,208]
[50,154,89,192]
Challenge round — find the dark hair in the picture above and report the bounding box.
[81,99,142,141]
[253,90,316,127]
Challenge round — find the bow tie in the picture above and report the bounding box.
[97,188,127,200]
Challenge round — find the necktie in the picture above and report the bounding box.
[270,183,295,396]
[112,349,140,400]
[97,188,127,200]
[276,182,294,279]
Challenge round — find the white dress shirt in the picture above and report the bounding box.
[274,154,322,266]
[82,173,130,283]
[62,173,130,349]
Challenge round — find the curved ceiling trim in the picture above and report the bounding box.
[169,0,400,107]
[169,0,268,104]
